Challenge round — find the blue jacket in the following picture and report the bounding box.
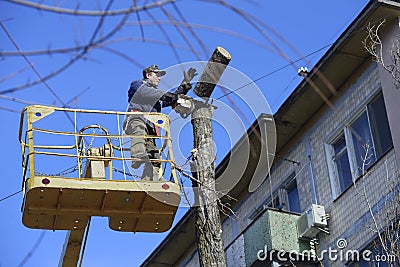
[127,79,191,113]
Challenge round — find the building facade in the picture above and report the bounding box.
[142,1,400,266]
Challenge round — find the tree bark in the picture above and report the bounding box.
[191,105,226,267]
[190,46,231,267]
[193,46,231,100]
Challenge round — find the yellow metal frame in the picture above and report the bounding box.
[19,105,181,233]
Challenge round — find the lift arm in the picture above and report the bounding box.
[59,157,106,266]
[58,220,90,267]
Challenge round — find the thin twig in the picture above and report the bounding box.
[8,0,177,16]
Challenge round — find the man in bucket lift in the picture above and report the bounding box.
[125,65,197,181]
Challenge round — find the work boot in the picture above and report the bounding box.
[141,164,160,181]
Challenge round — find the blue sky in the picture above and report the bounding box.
[0,1,370,266]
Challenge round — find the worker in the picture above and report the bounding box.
[125,64,197,181]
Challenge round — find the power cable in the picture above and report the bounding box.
[214,43,332,101]
[213,14,388,102]
[0,190,22,202]
[270,74,298,111]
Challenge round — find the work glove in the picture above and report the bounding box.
[164,92,178,102]
[176,67,198,95]
[183,67,198,83]
[162,92,179,107]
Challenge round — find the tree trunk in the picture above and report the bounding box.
[189,46,231,267]
[191,105,226,267]
[193,46,231,100]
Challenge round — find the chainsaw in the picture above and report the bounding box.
[173,95,217,118]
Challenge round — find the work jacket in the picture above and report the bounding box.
[128,80,178,113]
[125,79,191,125]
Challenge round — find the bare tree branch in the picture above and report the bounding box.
[0,20,67,106]
[144,8,183,63]
[352,144,400,264]
[363,20,400,89]
[0,94,41,105]
[133,0,146,42]
[156,1,202,61]
[1,36,195,57]
[1,2,132,94]
[8,0,177,16]
[0,65,31,83]
[126,20,275,51]
[171,1,209,57]
[0,105,20,113]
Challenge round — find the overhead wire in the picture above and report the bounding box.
[214,43,333,101]
[168,42,330,124]
[0,190,22,202]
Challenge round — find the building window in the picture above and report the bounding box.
[248,172,302,222]
[267,194,282,209]
[332,134,353,192]
[326,92,393,197]
[351,111,377,174]
[368,94,393,156]
[286,179,301,213]
[248,193,281,222]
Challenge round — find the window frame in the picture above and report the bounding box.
[285,178,301,213]
[247,171,302,222]
[325,91,393,199]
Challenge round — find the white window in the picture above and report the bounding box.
[326,92,393,197]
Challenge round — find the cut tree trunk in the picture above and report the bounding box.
[191,105,226,267]
[193,46,231,100]
[190,46,231,267]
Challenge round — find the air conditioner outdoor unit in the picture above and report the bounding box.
[297,204,328,239]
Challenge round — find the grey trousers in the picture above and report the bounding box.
[128,118,161,181]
